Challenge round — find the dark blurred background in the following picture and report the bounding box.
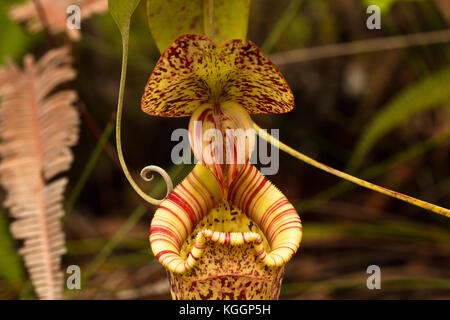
[0,0,449,299]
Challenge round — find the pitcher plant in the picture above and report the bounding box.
[109,0,450,300]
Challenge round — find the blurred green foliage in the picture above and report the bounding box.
[347,66,450,172]
[363,0,425,12]
[0,0,30,65]
[147,0,250,53]
[0,209,24,286]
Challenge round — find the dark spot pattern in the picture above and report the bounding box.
[141,34,294,117]
[169,202,283,300]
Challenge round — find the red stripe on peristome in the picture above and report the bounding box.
[243,173,268,214]
[158,205,189,235]
[167,191,197,227]
[228,162,251,201]
[191,169,218,208]
[271,252,286,264]
[186,173,210,212]
[194,243,206,250]
[258,249,267,260]
[264,208,298,235]
[149,237,179,250]
[150,225,181,243]
[240,166,260,210]
[259,198,289,228]
[150,230,181,248]
[225,232,230,244]
[155,250,178,260]
[229,165,257,209]
[248,180,272,215]
[179,182,203,219]
[152,215,185,244]
[269,224,302,244]
[189,252,198,261]
[164,255,183,267]
[274,245,297,255]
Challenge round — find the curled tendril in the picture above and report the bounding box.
[141,165,174,197]
[115,27,173,206]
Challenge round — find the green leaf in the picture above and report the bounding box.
[0,209,24,285]
[147,0,251,54]
[0,1,30,65]
[347,65,450,172]
[108,0,141,37]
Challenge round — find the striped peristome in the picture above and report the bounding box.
[149,163,302,274]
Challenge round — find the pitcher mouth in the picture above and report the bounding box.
[149,163,302,274]
[175,200,271,274]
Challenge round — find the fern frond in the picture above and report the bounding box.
[0,47,80,300]
[9,0,108,40]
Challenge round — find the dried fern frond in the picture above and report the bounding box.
[0,47,80,300]
[9,0,108,40]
